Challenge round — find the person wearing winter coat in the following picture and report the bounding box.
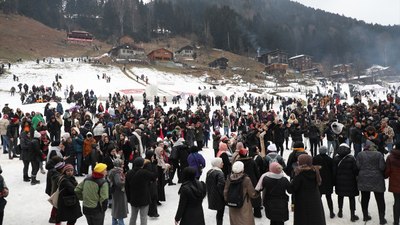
[143,151,159,217]
[236,147,262,218]
[291,154,326,225]
[206,158,226,225]
[313,146,335,218]
[224,161,259,225]
[82,132,96,174]
[284,142,307,179]
[217,141,232,178]
[47,115,62,142]
[256,162,291,225]
[71,127,83,176]
[125,157,157,225]
[0,165,8,225]
[155,146,170,202]
[333,143,360,222]
[187,146,206,179]
[308,122,321,157]
[385,144,400,225]
[108,158,128,225]
[56,164,82,225]
[0,115,10,154]
[45,156,64,223]
[264,144,286,170]
[175,167,207,225]
[212,130,221,157]
[6,116,19,159]
[356,140,386,224]
[75,163,109,225]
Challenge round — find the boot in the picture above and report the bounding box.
[351,211,359,222]
[23,175,31,182]
[338,209,343,218]
[31,176,40,185]
[363,215,372,221]
[330,211,336,218]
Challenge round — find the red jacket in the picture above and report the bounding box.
[385,149,400,193]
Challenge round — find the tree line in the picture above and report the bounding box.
[1,0,400,69]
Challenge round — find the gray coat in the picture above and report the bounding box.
[356,150,385,192]
[108,167,128,219]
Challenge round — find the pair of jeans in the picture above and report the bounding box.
[353,143,362,158]
[129,205,149,225]
[112,218,125,225]
[9,137,17,158]
[76,152,82,175]
[1,135,8,152]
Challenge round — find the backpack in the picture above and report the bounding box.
[265,153,279,166]
[226,175,246,208]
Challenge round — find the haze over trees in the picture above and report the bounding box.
[1,0,399,69]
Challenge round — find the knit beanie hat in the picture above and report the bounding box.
[211,158,223,168]
[232,161,244,174]
[62,164,74,174]
[319,146,328,155]
[297,154,312,166]
[93,163,107,173]
[269,162,282,174]
[54,161,65,170]
[239,148,248,157]
[268,144,277,152]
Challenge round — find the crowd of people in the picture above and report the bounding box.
[0,80,400,225]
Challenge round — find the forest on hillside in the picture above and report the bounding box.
[1,0,400,69]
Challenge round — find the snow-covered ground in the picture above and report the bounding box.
[0,59,395,225]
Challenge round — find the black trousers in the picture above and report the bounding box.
[338,195,356,211]
[361,191,385,219]
[216,208,224,225]
[275,142,284,156]
[394,193,400,225]
[310,138,319,156]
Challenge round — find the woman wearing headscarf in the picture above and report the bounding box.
[224,161,259,225]
[144,150,159,217]
[217,141,231,178]
[56,164,82,225]
[356,140,386,224]
[256,162,292,225]
[175,167,207,225]
[155,146,170,203]
[108,158,128,225]
[291,154,326,225]
[333,143,360,222]
[206,158,225,225]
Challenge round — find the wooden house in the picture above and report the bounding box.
[289,54,313,72]
[209,57,229,69]
[109,44,145,59]
[175,45,194,58]
[147,48,174,61]
[258,49,288,65]
[265,63,288,75]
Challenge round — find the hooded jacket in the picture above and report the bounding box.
[333,145,359,196]
[175,180,207,225]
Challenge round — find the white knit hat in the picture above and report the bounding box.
[267,144,277,152]
[232,161,244,174]
[211,158,223,168]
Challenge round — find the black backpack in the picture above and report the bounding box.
[226,175,246,208]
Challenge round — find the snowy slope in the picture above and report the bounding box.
[0,59,394,225]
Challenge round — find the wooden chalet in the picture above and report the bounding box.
[258,49,288,65]
[289,54,313,72]
[208,57,228,69]
[147,48,174,61]
[109,44,145,59]
[175,45,194,58]
[265,63,288,75]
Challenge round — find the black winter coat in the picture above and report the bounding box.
[313,154,334,194]
[262,175,291,222]
[125,168,157,207]
[292,169,326,225]
[333,147,359,197]
[206,169,225,210]
[175,180,206,225]
[57,176,82,221]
